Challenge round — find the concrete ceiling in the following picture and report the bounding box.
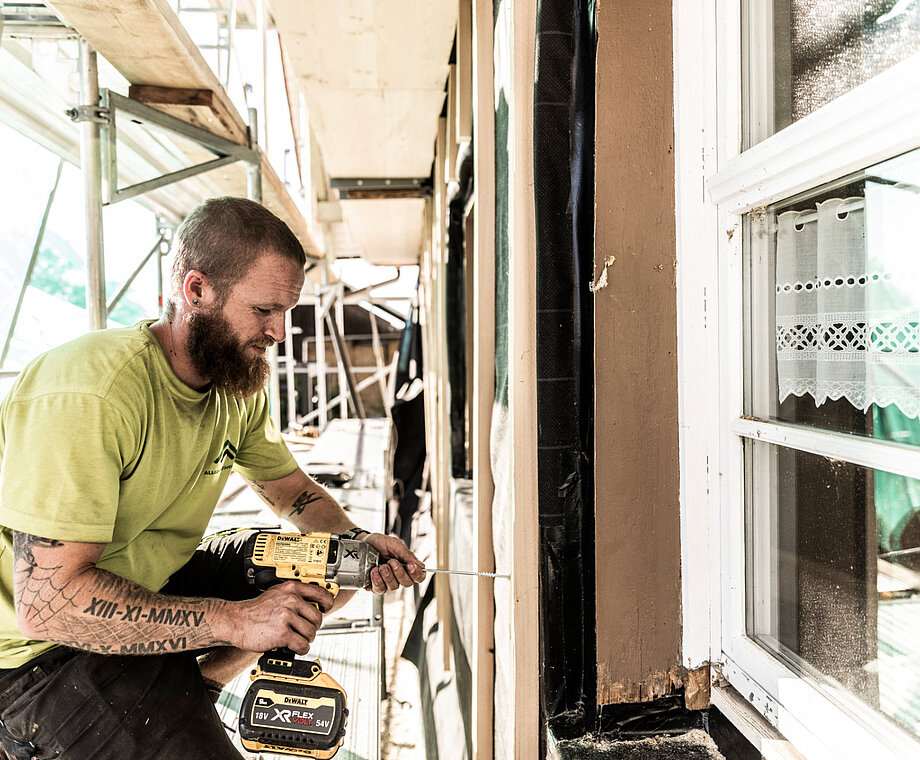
[270,0,456,266]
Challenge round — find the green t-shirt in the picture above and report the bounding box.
[0,321,297,667]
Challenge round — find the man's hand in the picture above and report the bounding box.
[223,581,335,655]
[362,533,426,593]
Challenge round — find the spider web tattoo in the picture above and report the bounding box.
[13,533,77,636]
[12,532,228,654]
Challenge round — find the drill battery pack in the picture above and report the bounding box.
[239,532,379,758]
[239,651,348,759]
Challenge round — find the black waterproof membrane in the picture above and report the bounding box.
[446,145,474,479]
[388,302,427,545]
[533,0,597,738]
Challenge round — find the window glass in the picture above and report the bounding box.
[102,200,162,325]
[0,125,65,366]
[747,147,920,440]
[0,126,161,398]
[746,439,920,738]
[744,0,920,146]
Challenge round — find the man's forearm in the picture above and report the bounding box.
[247,474,356,535]
[284,484,355,534]
[14,536,230,655]
[244,469,426,599]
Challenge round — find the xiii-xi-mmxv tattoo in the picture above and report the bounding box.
[12,532,227,655]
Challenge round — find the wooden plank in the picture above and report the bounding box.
[446,64,459,183]
[128,85,247,146]
[434,116,453,672]
[471,0,496,754]
[271,0,456,179]
[418,202,436,501]
[48,0,247,139]
[48,0,323,260]
[456,0,473,143]
[593,0,682,704]
[509,0,540,755]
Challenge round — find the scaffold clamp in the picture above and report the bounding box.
[65,105,111,124]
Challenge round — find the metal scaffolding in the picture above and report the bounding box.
[64,38,264,331]
[295,286,399,431]
[0,9,401,437]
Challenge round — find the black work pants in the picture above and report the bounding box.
[0,529,262,760]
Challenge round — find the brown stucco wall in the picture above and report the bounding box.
[593,0,682,703]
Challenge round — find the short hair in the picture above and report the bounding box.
[168,197,305,308]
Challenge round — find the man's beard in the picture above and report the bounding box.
[185,306,272,398]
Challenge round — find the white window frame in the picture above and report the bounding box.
[675,2,920,757]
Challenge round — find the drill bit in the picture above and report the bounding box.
[423,568,510,579]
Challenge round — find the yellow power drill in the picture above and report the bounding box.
[238,531,380,759]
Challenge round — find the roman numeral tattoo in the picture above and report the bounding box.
[12,532,228,655]
[82,598,207,627]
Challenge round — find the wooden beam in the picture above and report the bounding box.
[457,0,473,143]
[594,0,682,704]
[420,200,437,513]
[337,188,428,200]
[509,0,540,754]
[471,0,496,754]
[128,85,247,145]
[446,64,459,184]
[434,116,453,671]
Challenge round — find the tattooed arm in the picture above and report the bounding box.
[244,469,426,598]
[12,532,333,655]
[244,469,353,535]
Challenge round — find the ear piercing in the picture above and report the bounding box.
[193,299,199,305]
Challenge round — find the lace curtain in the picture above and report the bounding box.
[775,189,920,418]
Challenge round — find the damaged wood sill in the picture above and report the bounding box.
[598,664,711,710]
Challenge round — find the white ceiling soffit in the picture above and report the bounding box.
[341,199,426,266]
[270,0,456,265]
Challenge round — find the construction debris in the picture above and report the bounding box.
[553,729,725,760]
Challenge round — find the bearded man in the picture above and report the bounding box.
[0,197,424,759]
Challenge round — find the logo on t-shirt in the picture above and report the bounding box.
[204,440,238,475]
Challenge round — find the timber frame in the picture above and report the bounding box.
[417,1,540,756]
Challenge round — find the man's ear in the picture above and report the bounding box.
[182,270,214,308]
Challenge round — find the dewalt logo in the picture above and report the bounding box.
[205,440,238,475]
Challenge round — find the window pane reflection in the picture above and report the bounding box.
[744,0,920,146]
[747,440,920,737]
